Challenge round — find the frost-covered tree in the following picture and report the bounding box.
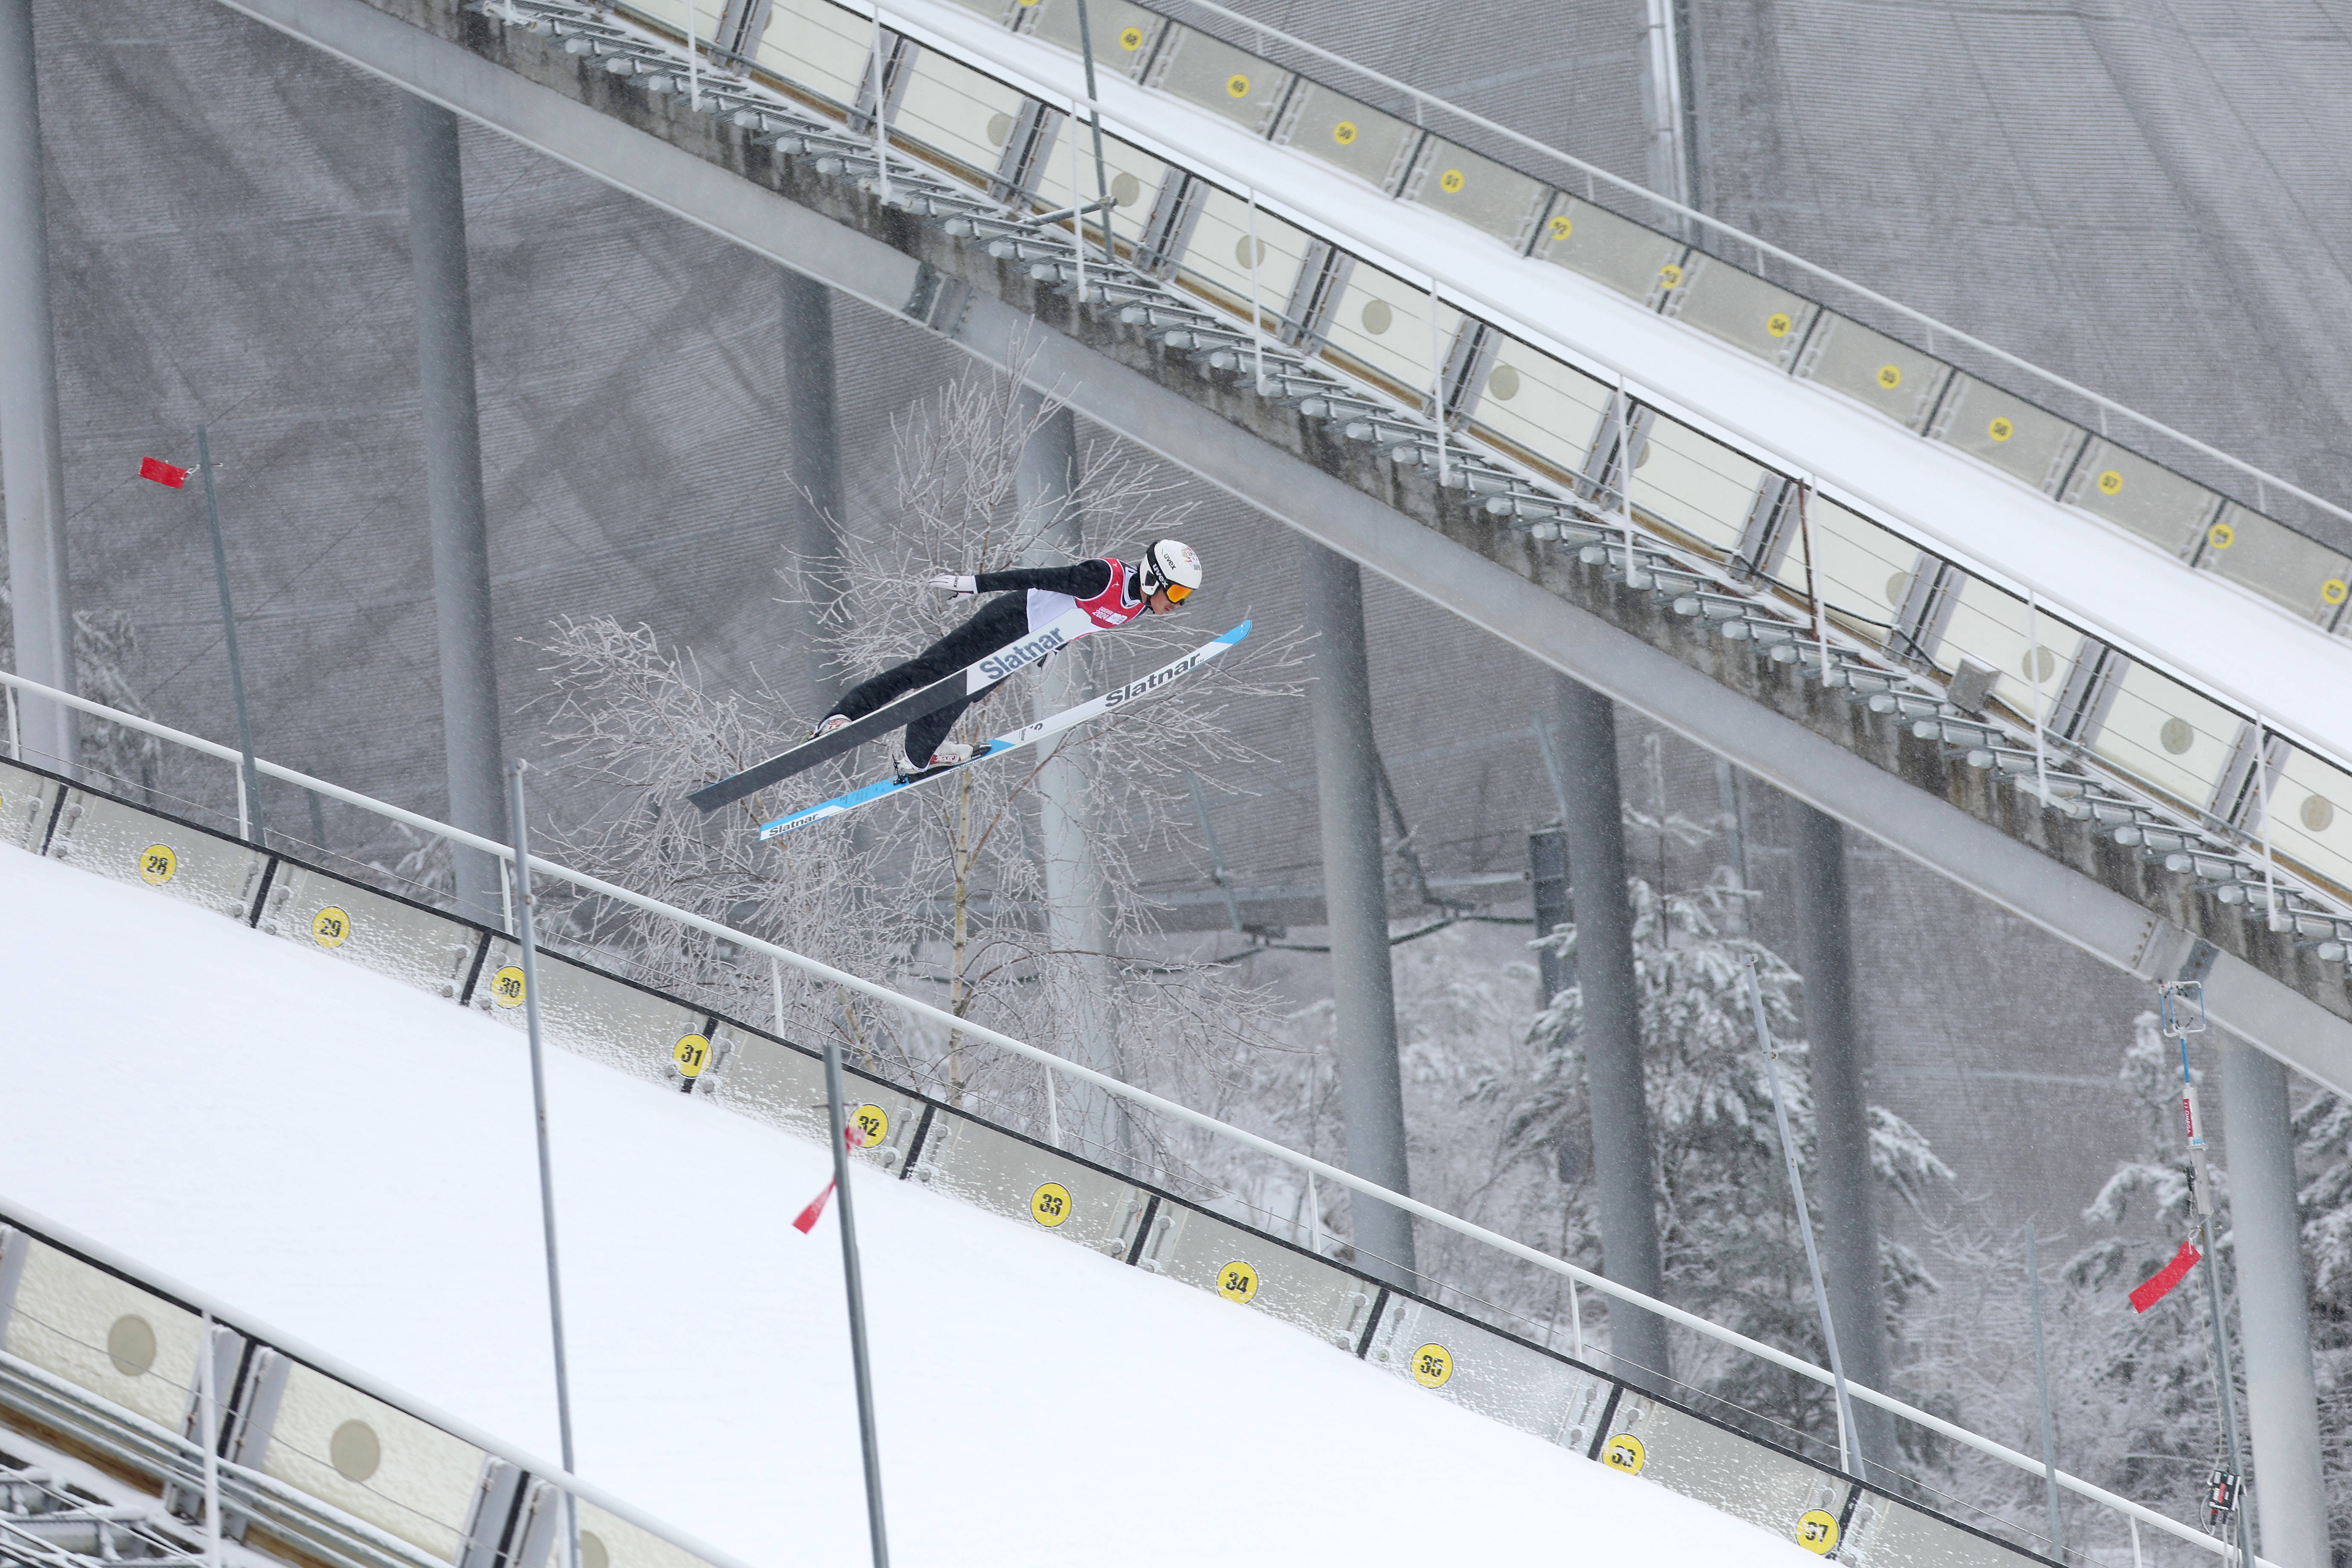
[1507,878,1950,1450]
[0,576,164,792]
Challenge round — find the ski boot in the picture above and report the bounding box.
[808,713,850,740]
[893,742,974,779]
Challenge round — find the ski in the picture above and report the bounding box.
[757,620,1251,840]
[684,606,1099,814]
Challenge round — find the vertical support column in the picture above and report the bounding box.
[1298,540,1415,1284]
[0,0,77,774]
[1786,801,1895,1477]
[780,269,851,710]
[1638,0,1699,225]
[2218,1034,2330,1568]
[406,98,507,926]
[1017,393,1124,1164]
[1552,673,1669,1386]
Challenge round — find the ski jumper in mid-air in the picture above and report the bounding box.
[812,538,1205,776]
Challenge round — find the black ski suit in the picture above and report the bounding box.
[830,561,1129,763]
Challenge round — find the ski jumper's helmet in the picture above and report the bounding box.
[1137,539,1204,603]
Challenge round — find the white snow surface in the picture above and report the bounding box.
[0,844,1820,1566]
[885,0,2352,765]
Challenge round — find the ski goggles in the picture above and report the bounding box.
[1162,581,1193,604]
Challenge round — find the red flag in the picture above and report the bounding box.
[2130,1239,2202,1313]
[139,456,191,489]
[789,1122,867,1235]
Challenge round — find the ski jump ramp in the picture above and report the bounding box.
[0,818,1889,1566]
[193,0,2352,1100]
[0,746,2248,1565]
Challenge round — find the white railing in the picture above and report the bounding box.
[0,664,2256,1564]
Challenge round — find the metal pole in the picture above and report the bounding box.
[1299,539,1416,1285]
[0,0,77,778]
[1070,0,1114,263]
[2199,1204,2252,1568]
[198,1313,221,1568]
[505,762,583,1568]
[866,7,890,202]
[2025,1226,2066,1558]
[2217,1034,2331,1567]
[407,97,508,924]
[196,427,264,846]
[819,1018,892,1566]
[1744,959,1862,1478]
[1713,758,1749,936]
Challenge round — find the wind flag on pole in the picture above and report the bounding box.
[2130,1239,2203,1313]
[139,456,191,489]
[790,1123,866,1234]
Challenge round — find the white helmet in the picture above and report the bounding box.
[1137,538,1203,602]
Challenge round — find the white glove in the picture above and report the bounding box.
[926,572,977,598]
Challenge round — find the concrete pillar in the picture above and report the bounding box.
[405,98,507,926]
[780,269,851,710]
[2218,1035,2330,1567]
[1016,394,1124,1163]
[0,0,78,774]
[1298,540,1415,1284]
[1552,673,1670,1385]
[1786,801,1897,1478]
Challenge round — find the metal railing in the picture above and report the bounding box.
[0,664,2262,1564]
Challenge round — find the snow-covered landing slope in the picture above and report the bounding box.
[0,844,1817,1566]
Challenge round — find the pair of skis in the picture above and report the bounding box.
[686,605,1105,815]
[755,620,1250,839]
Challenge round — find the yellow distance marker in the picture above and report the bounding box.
[1766,312,1793,338]
[1438,168,1465,195]
[852,1103,889,1147]
[1225,72,1249,98]
[2208,520,2236,551]
[1410,1343,1453,1388]
[1987,416,2015,442]
[1876,363,1902,390]
[1796,1509,1841,1554]
[1657,263,1683,290]
[1030,1182,1072,1227]
[1548,213,1573,240]
[311,907,351,948]
[1331,119,1357,146]
[1601,1432,1646,1473]
[673,1034,711,1079]
[137,844,177,887]
[1216,1261,1259,1302]
[2324,578,2349,606]
[1118,25,1143,49]
[2097,468,2125,496]
[489,965,526,1007]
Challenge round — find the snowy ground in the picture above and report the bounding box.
[0,843,1823,1566]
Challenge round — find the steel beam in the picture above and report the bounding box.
[0,0,76,776]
